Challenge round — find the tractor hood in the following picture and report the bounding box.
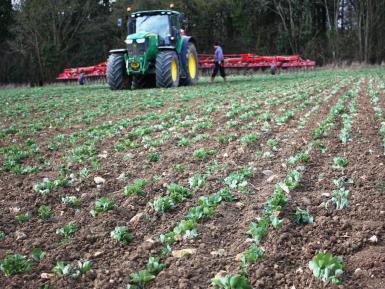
[126,32,157,41]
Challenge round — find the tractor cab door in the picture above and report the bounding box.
[169,14,180,47]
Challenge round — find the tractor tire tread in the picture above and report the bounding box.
[156,51,179,88]
[107,54,131,90]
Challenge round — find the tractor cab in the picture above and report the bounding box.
[107,8,198,90]
[127,10,182,47]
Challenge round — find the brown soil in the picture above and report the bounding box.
[1,75,384,289]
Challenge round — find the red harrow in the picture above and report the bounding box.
[56,62,107,81]
[56,53,316,81]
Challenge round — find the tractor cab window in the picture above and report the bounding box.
[135,15,170,41]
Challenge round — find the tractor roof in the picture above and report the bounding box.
[131,10,180,18]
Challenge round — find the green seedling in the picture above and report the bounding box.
[266,138,279,151]
[124,179,149,196]
[247,218,269,244]
[313,140,327,153]
[0,254,32,276]
[15,212,32,224]
[152,196,175,213]
[240,133,258,145]
[178,138,190,146]
[31,248,46,261]
[111,226,134,245]
[287,152,309,166]
[211,273,252,289]
[168,183,192,202]
[53,260,92,279]
[224,167,254,193]
[52,261,73,276]
[331,188,350,209]
[332,177,353,188]
[147,152,160,163]
[61,196,81,206]
[309,252,344,285]
[332,157,349,169]
[0,231,5,240]
[293,208,314,225]
[193,148,207,159]
[38,205,53,220]
[173,164,185,173]
[240,244,264,270]
[188,173,206,190]
[56,223,78,239]
[90,197,115,217]
[127,270,156,289]
[146,257,165,275]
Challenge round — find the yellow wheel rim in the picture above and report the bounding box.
[188,53,197,79]
[171,59,178,82]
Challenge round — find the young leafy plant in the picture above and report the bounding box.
[211,273,252,289]
[56,223,78,239]
[127,270,156,289]
[0,253,32,276]
[152,196,175,213]
[240,133,258,145]
[0,231,5,241]
[309,252,344,285]
[15,212,32,224]
[38,205,53,220]
[52,260,92,279]
[61,196,81,207]
[90,197,115,217]
[331,188,350,209]
[240,244,265,270]
[146,257,165,275]
[247,218,269,244]
[332,157,349,169]
[124,179,149,196]
[111,226,134,245]
[31,248,46,261]
[293,208,314,225]
[52,261,73,277]
[147,152,160,163]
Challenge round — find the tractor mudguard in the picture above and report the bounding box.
[109,49,127,54]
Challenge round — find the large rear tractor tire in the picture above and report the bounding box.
[156,51,180,88]
[107,54,131,90]
[180,42,199,86]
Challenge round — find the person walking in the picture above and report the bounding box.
[210,42,227,83]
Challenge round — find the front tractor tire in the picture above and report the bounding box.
[181,42,199,86]
[156,51,180,88]
[106,54,131,90]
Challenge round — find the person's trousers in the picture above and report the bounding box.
[212,61,226,78]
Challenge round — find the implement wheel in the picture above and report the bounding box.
[181,42,199,85]
[156,51,180,88]
[107,54,131,90]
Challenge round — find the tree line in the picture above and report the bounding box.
[0,0,384,85]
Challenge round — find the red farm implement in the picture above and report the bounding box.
[56,53,316,82]
[199,53,316,74]
[56,62,107,82]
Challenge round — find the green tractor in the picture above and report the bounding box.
[107,9,199,89]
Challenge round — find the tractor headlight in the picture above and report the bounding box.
[136,38,146,44]
[125,39,133,45]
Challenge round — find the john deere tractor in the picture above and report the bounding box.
[107,9,199,89]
